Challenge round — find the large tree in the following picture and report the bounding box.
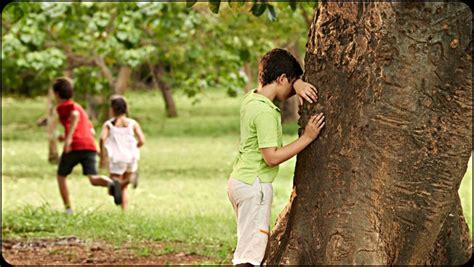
[266,2,472,265]
[193,1,471,263]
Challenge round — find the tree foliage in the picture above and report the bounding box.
[2,2,313,101]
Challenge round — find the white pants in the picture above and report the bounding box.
[227,177,273,266]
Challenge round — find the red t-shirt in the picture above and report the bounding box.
[56,100,97,152]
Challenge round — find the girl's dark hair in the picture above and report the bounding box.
[258,48,303,86]
[53,77,74,99]
[110,95,128,116]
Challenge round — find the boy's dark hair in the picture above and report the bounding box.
[110,95,128,116]
[53,77,74,99]
[258,48,303,87]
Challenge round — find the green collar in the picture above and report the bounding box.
[251,89,280,112]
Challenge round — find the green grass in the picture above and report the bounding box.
[1,89,296,263]
[2,89,472,264]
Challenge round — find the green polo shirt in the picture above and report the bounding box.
[230,89,283,184]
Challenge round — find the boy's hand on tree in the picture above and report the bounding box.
[303,113,325,141]
[293,79,318,105]
[58,134,65,142]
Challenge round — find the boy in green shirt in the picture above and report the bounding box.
[228,48,325,266]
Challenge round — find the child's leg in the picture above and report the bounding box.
[57,152,79,211]
[121,161,137,188]
[117,162,137,209]
[120,172,133,210]
[87,175,113,187]
[228,178,273,266]
[121,173,132,188]
[108,162,129,205]
[57,175,71,209]
[109,173,123,206]
[80,151,113,187]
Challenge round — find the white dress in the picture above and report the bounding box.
[105,118,139,174]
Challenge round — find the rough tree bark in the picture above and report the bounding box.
[149,62,178,118]
[267,2,472,265]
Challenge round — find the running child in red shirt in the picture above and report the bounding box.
[53,77,121,214]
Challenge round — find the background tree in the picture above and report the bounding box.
[2,6,67,162]
[2,1,313,163]
[2,2,311,116]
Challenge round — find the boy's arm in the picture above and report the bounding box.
[57,113,65,141]
[99,123,109,169]
[292,78,318,105]
[133,122,145,148]
[64,110,80,153]
[260,113,325,167]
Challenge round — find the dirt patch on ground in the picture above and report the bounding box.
[2,236,216,265]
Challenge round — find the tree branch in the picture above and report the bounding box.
[65,52,96,68]
[94,56,115,91]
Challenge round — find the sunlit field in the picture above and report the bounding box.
[2,89,472,263]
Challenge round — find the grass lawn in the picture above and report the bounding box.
[2,90,297,264]
[2,89,472,264]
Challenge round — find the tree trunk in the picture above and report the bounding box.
[115,65,132,95]
[47,85,59,163]
[150,63,178,118]
[95,56,132,95]
[85,94,100,121]
[94,56,116,93]
[268,2,472,265]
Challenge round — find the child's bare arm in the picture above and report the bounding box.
[133,122,145,148]
[64,110,79,153]
[260,113,325,167]
[99,124,109,153]
[57,113,65,141]
[99,123,109,164]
